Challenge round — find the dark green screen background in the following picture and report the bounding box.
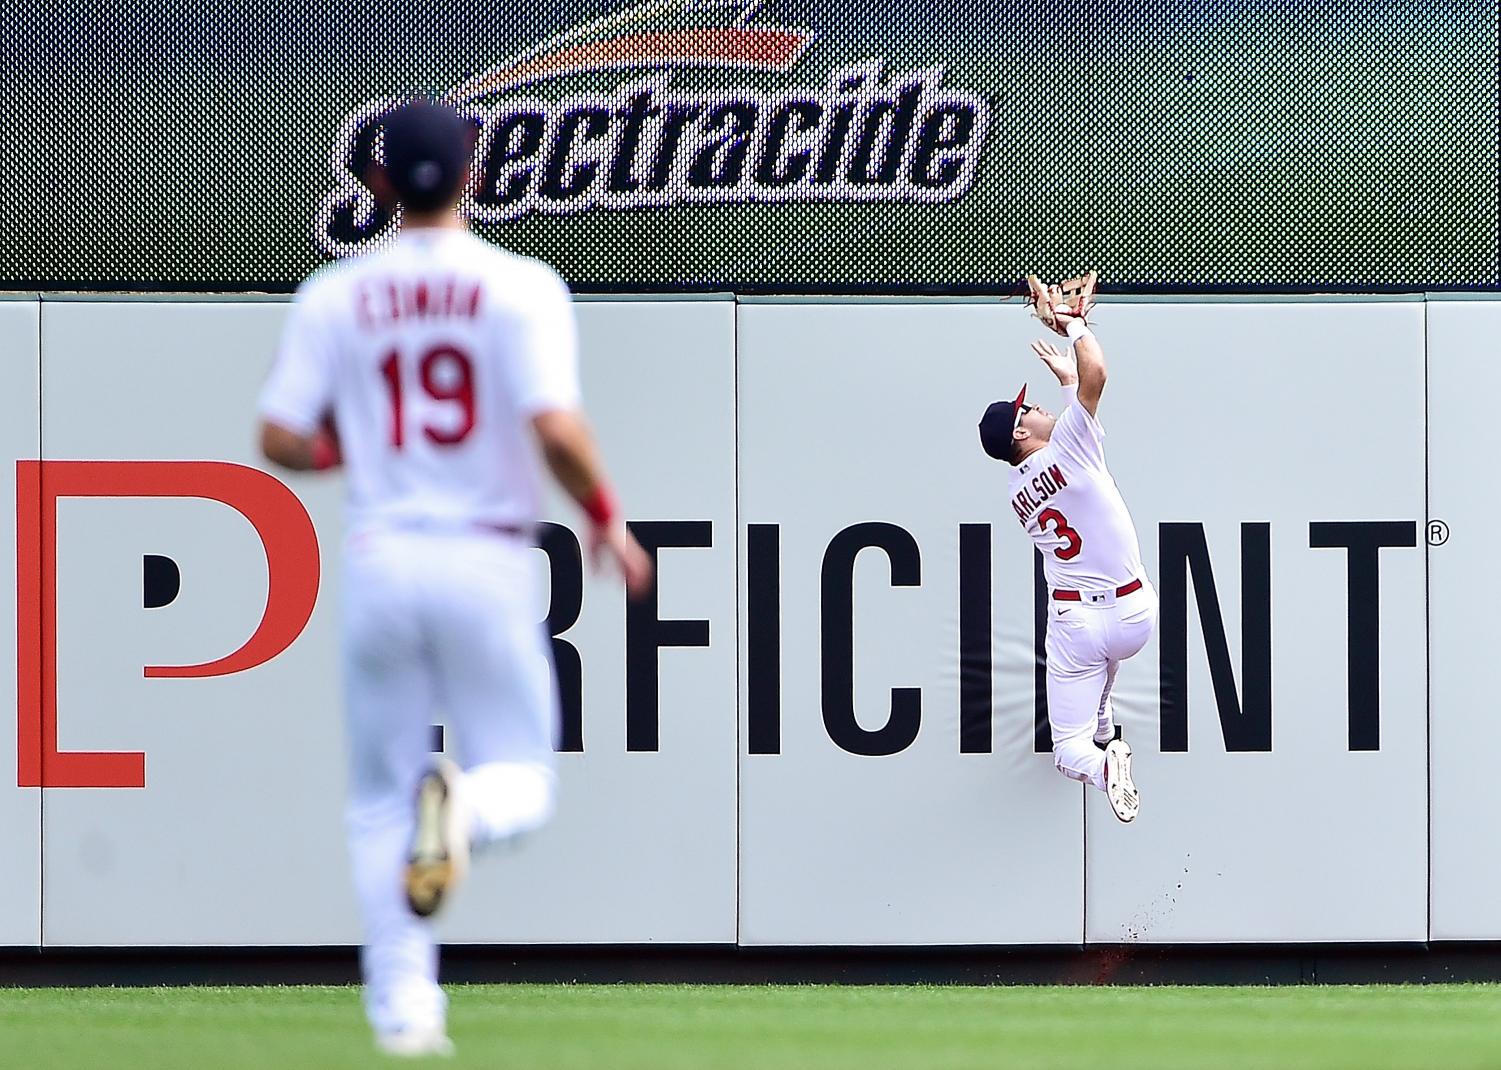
[4,0,1497,293]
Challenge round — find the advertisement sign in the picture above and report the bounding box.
[6,1,1495,292]
[33,297,737,945]
[1428,299,1501,941]
[737,302,1085,945]
[735,298,1427,945]
[0,293,1454,947]
[37,300,352,944]
[443,299,739,944]
[1076,300,1427,943]
[0,298,40,946]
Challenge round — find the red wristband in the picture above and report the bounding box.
[582,484,617,527]
[311,433,340,471]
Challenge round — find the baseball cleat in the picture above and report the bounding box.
[404,758,469,918]
[1103,738,1140,823]
[375,1025,455,1058]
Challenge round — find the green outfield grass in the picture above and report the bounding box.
[3,983,1501,1069]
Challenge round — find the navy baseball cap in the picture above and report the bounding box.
[977,384,1028,462]
[380,98,475,211]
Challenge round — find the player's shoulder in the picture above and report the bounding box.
[290,253,366,312]
[464,238,572,303]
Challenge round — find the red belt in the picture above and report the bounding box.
[1054,578,1143,602]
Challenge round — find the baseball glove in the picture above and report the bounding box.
[1026,271,1098,336]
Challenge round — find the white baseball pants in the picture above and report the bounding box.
[1045,584,1157,791]
[341,528,559,1036]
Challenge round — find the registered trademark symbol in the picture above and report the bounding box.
[1428,520,1450,546]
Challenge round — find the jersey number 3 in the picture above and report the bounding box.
[1038,508,1084,560]
[380,344,477,449]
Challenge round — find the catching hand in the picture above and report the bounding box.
[1026,271,1098,336]
[1030,339,1078,385]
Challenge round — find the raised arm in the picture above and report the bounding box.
[1065,321,1106,416]
[1025,272,1105,415]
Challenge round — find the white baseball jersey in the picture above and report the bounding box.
[259,228,580,534]
[1009,385,1146,592]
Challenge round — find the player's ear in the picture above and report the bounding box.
[1013,425,1030,444]
[365,163,399,213]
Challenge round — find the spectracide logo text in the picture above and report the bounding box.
[317,0,992,255]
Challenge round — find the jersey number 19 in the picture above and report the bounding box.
[380,344,477,449]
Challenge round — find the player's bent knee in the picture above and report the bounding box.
[465,761,557,845]
[1051,738,1099,785]
[1052,757,1093,786]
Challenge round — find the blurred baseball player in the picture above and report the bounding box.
[258,98,651,1056]
[977,274,1155,823]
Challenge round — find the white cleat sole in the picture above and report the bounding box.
[375,1027,455,1058]
[1104,739,1140,823]
[404,759,469,918]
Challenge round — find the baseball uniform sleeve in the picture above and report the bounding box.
[505,267,581,416]
[259,280,338,435]
[1049,385,1107,467]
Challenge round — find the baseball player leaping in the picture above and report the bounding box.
[258,99,652,1056]
[977,274,1156,823]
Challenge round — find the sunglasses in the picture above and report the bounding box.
[1018,403,1035,415]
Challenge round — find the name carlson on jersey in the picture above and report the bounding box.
[1012,463,1069,522]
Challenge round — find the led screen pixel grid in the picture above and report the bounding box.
[4,0,1497,293]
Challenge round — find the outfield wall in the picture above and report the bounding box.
[0,293,1490,948]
